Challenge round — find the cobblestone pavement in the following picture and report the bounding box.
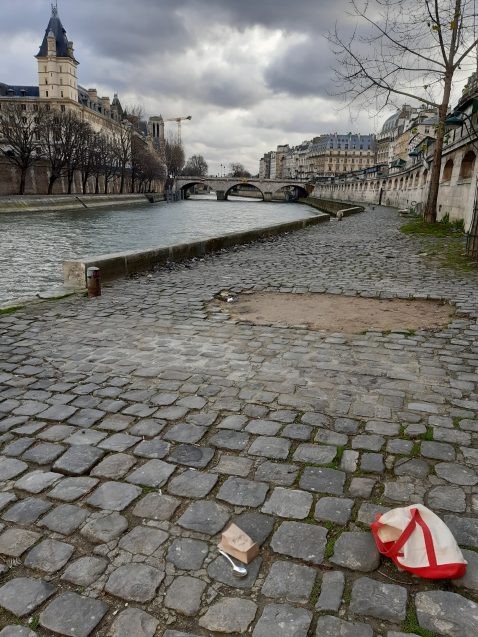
[0,205,478,637]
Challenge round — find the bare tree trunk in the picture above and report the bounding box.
[424,75,453,223]
[19,168,26,195]
[48,175,56,195]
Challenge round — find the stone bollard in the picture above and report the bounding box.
[86,266,101,297]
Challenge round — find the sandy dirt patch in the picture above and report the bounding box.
[216,292,454,334]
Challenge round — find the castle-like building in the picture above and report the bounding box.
[0,4,166,151]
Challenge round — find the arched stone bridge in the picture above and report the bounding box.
[175,176,313,201]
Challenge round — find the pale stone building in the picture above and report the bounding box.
[0,5,165,194]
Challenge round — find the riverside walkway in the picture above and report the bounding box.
[0,206,477,636]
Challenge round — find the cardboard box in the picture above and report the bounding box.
[218,523,259,564]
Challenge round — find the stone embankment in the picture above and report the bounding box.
[0,206,477,636]
[0,194,156,214]
[300,195,364,217]
[63,212,329,288]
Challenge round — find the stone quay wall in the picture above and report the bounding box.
[64,211,329,288]
[0,158,164,197]
[313,141,477,231]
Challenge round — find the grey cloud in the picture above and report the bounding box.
[265,36,336,97]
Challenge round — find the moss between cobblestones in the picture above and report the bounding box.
[0,305,22,315]
[400,217,464,237]
[401,217,477,272]
[402,604,434,637]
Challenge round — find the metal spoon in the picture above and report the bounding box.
[218,548,248,578]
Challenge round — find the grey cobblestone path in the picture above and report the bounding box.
[0,205,478,636]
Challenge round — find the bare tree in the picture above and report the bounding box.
[164,139,185,178]
[229,162,251,178]
[0,103,45,194]
[77,127,97,194]
[329,0,478,222]
[113,123,132,193]
[183,154,208,176]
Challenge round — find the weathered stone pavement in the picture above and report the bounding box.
[0,205,477,636]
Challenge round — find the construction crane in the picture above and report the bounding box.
[165,115,192,144]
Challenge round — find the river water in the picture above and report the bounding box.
[0,195,315,304]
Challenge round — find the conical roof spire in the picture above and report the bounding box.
[36,2,78,63]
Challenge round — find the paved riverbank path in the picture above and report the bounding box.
[0,206,477,636]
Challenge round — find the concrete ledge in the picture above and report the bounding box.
[0,194,156,214]
[63,212,329,288]
[337,206,364,218]
[301,196,365,217]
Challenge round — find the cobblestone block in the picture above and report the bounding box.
[271,521,327,564]
[164,575,206,616]
[293,443,337,464]
[0,577,55,616]
[314,497,353,525]
[262,561,316,603]
[118,525,168,555]
[86,481,141,511]
[416,590,478,636]
[90,453,136,479]
[199,597,257,634]
[39,592,108,637]
[24,538,74,573]
[331,532,380,572]
[252,603,312,637]
[248,436,290,459]
[40,503,88,535]
[108,608,159,637]
[105,563,164,602]
[126,459,175,487]
[315,616,373,637]
[80,511,128,543]
[168,444,214,468]
[53,445,104,475]
[167,538,208,570]
[262,487,312,519]
[168,469,218,497]
[61,556,108,586]
[255,461,298,485]
[315,571,344,612]
[132,493,180,521]
[177,500,230,535]
[2,497,51,524]
[350,577,407,621]
[0,528,41,557]
[300,467,345,495]
[48,476,98,501]
[218,476,268,507]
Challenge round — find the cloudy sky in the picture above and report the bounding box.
[0,0,471,174]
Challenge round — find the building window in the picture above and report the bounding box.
[442,159,453,182]
[33,104,38,111]
[61,91,64,98]
[459,150,476,179]
[45,90,49,97]
[45,79,48,84]
[21,104,26,110]
[46,104,50,110]
[61,104,66,112]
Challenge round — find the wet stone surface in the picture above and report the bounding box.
[1,206,478,635]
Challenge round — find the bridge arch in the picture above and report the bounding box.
[179,181,211,197]
[225,182,264,200]
[272,184,309,201]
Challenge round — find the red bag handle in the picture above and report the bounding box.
[372,508,437,566]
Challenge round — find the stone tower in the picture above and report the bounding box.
[36,4,79,102]
[148,115,165,151]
